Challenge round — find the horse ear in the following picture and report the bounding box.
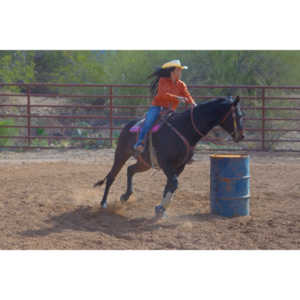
[233,96,240,106]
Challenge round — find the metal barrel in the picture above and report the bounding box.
[210,154,250,217]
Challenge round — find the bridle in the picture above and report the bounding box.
[220,105,239,139]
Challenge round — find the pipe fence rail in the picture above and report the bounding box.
[1,83,300,152]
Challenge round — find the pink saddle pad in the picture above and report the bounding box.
[129,119,161,133]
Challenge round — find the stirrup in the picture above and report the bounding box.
[134,144,144,153]
[133,143,144,159]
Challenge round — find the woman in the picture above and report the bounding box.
[134,59,196,153]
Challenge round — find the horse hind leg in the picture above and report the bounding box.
[120,160,150,203]
[95,149,131,209]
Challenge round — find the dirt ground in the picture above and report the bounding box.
[0,149,299,250]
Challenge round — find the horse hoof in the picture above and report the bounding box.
[101,202,107,209]
[120,194,128,203]
[120,193,132,203]
[155,205,166,219]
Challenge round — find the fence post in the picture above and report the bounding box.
[109,86,113,147]
[26,86,31,148]
[261,87,265,151]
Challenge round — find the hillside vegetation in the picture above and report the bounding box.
[1,50,300,150]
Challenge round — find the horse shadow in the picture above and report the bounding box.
[19,205,176,240]
[19,206,221,241]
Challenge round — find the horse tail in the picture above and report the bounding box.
[93,121,135,190]
[93,177,106,188]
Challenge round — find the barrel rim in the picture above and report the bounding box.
[210,153,249,159]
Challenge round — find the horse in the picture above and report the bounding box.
[94,96,245,218]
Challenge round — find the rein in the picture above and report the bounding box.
[190,106,206,137]
[190,106,224,145]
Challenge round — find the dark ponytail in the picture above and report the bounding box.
[147,67,176,97]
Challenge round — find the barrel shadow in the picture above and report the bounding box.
[170,212,225,223]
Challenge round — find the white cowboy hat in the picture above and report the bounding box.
[161,59,188,70]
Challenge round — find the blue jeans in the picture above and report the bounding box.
[134,106,162,147]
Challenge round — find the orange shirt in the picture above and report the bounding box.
[152,77,196,111]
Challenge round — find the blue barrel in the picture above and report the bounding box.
[210,154,250,217]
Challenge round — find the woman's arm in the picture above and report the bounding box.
[180,82,196,106]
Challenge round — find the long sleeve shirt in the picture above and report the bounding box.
[152,77,196,111]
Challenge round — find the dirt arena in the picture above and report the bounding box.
[0,149,299,250]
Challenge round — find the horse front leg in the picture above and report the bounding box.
[155,172,178,218]
[154,162,186,218]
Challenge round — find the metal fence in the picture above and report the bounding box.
[1,82,300,152]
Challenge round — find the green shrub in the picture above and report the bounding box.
[31,138,49,148]
[0,119,19,147]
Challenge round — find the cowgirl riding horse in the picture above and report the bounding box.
[94,60,245,218]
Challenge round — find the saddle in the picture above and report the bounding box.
[129,109,174,133]
[130,109,174,169]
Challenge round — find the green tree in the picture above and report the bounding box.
[31,51,105,94]
[0,51,35,91]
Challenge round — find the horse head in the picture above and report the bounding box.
[219,96,245,143]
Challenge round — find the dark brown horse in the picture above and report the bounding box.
[94,96,245,218]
